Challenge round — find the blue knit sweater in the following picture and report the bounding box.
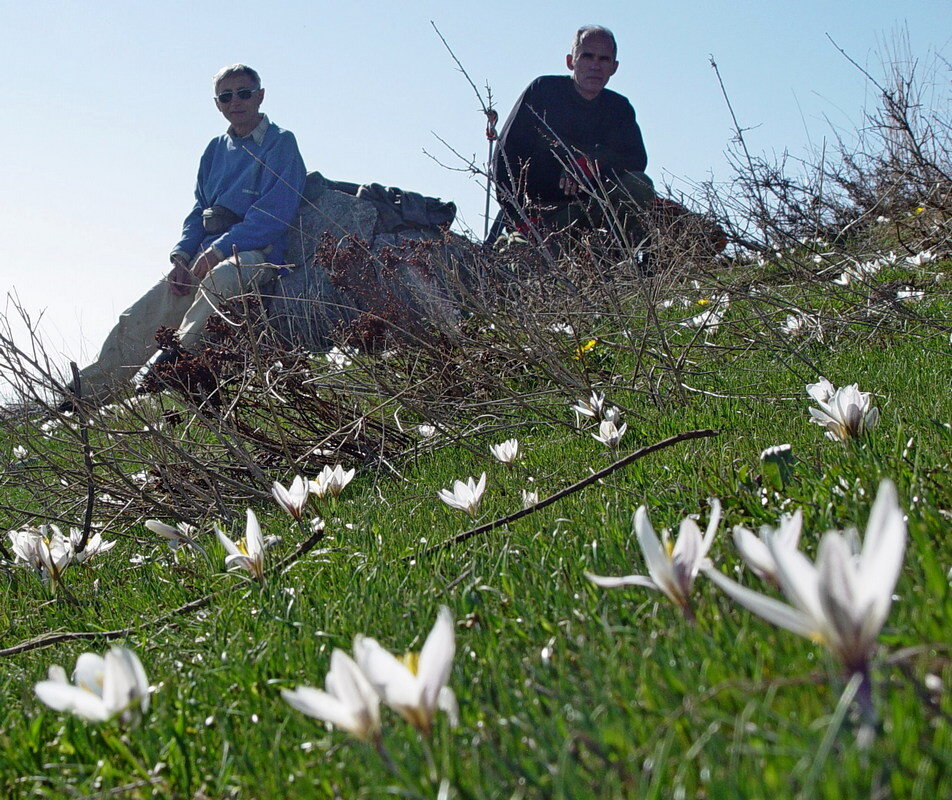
[173,117,306,265]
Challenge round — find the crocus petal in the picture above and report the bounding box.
[806,378,835,404]
[145,520,181,540]
[215,526,241,558]
[816,533,861,663]
[224,553,254,572]
[103,647,150,716]
[703,567,818,640]
[47,665,68,684]
[244,509,264,561]
[733,526,776,581]
[856,480,906,637]
[768,540,825,625]
[858,480,905,592]
[673,518,703,582]
[585,571,660,591]
[490,439,520,463]
[353,636,421,714]
[437,685,459,727]
[282,687,362,734]
[73,653,106,695]
[776,510,803,550]
[417,606,455,714]
[34,681,111,721]
[700,498,721,558]
[633,506,673,596]
[326,650,379,727]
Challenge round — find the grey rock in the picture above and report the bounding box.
[284,178,379,268]
[266,173,469,350]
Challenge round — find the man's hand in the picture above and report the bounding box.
[559,154,598,197]
[167,255,194,296]
[559,171,581,196]
[190,248,224,282]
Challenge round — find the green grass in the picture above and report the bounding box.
[0,258,950,799]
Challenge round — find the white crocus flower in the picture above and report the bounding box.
[781,313,809,337]
[418,424,437,439]
[309,464,356,499]
[759,443,796,490]
[760,443,792,461]
[145,519,202,552]
[9,529,43,567]
[272,475,310,520]
[732,509,803,585]
[326,345,358,368]
[592,419,627,448]
[587,499,721,620]
[438,472,486,517]
[682,294,730,334]
[39,525,72,580]
[489,438,521,464]
[832,270,853,286]
[880,251,900,266]
[572,391,606,420]
[905,250,936,267]
[215,509,266,581]
[353,606,457,735]
[896,286,925,302]
[9,526,72,583]
[282,649,381,743]
[68,527,117,564]
[34,646,150,725]
[705,480,906,678]
[806,377,879,441]
[12,445,28,460]
[522,489,540,509]
[806,377,835,404]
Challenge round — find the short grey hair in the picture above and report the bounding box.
[212,64,262,91]
[572,26,617,59]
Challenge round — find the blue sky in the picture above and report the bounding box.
[1,0,949,371]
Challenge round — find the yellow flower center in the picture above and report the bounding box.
[398,651,420,676]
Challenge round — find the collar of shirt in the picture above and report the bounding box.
[227,114,270,145]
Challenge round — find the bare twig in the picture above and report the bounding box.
[70,361,96,554]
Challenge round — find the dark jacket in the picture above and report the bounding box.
[493,75,647,216]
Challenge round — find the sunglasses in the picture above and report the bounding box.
[216,88,261,104]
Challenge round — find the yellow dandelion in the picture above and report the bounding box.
[574,339,597,359]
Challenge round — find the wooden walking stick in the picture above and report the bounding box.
[484,107,499,242]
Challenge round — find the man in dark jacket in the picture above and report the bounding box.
[493,26,654,242]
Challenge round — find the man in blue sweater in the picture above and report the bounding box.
[64,64,306,407]
[493,26,654,242]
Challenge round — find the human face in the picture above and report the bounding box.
[566,34,618,100]
[214,73,265,137]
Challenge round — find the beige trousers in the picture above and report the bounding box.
[76,250,274,401]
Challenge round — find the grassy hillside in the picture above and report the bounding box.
[0,220,949,798]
